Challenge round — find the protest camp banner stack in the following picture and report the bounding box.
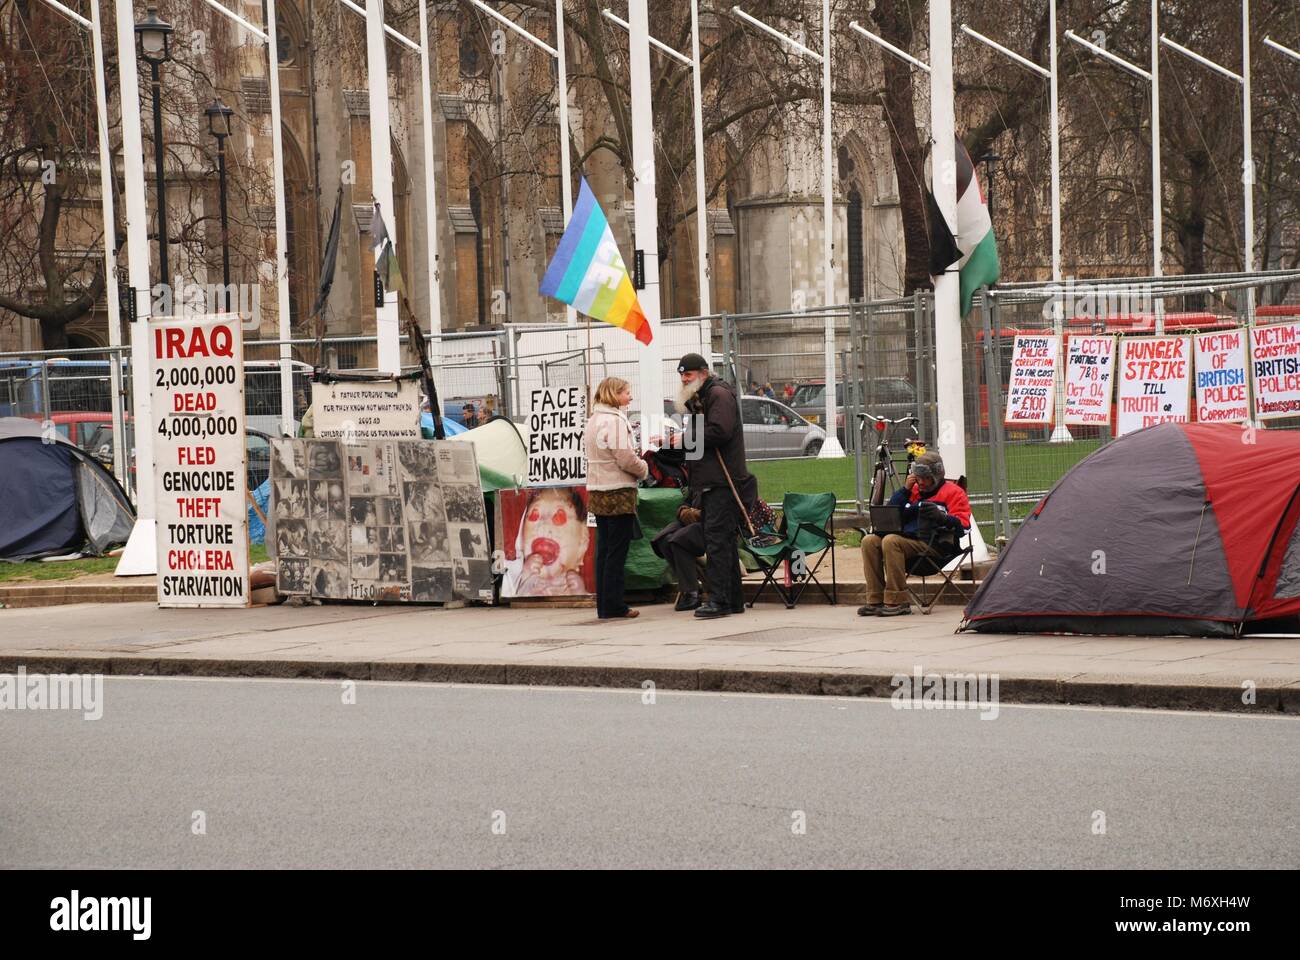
[1063,334,1116,427]
[1004,334,1059,426]
[270,438,493,604]
[151,313,250,608]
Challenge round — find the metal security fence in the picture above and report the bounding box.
[717,270,1300,540]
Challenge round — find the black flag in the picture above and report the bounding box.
[925,187,961,279]
[311,184,344,318]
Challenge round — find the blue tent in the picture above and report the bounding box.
[0,417,135,561]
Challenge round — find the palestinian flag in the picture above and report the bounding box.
[930,138,1000,316]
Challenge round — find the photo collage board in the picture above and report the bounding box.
[270,438,494,603]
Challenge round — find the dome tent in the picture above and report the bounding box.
[961,422,1300,637]
[0,417,135,561]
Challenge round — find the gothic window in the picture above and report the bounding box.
[848,188,864,301]
[460,31,487,78]
[470,185,487,326]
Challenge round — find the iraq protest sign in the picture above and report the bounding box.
[1193,329,1250,424]
[527,385,587,485]
[1116,335,1192,436]
[1063,335,1116,427]
[311,379,422,441]
[1250,321,1300,420]
[150,313,249,607]
[1004,334,1059,426]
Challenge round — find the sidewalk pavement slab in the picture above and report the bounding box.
[0,600,1296,714]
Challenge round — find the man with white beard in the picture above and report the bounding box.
[665,353,754,619]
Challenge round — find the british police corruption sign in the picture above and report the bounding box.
[150,314,250,607]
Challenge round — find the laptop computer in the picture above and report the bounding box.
[869,504,906,534]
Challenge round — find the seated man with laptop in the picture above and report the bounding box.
[859,451,971,617]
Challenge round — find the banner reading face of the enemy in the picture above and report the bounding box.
[1193,329,1249,424]
[1116,335,1192,436]
[1250,321,1300,420]
[527,386,587,486]
[1004,334,1059,426]
[150,313,249,607]
[1064,334,1115,427]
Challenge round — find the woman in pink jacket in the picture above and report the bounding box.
[582,377,650,619]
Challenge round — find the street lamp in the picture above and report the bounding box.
[135,6,174,290]
[205,99,235,311]
[978,152,1000,226]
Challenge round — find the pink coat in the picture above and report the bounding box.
[582,403,649,491]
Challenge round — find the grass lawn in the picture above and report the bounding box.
[0,542,270,584]
[750,439,1104,519]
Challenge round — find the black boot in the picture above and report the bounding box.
[693,602,729,620]
[675,591,702,612]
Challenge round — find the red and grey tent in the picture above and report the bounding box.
[961,423,1300,637]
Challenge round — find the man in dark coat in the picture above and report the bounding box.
[667,352,752,619]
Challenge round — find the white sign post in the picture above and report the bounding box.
[1064,334,1116,427]
[527,386,587,486]
[1193,329,1250,424]
[1250,321,1300,420]
[1004,334,1059,427]
[1116,335,1192,436]
[151,314,249,607]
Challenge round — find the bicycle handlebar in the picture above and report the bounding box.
[857,413,919,425]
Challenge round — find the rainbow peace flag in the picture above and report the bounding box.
[540,178,652,344]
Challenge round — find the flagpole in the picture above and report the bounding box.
[930,0,966,481]
[629,0,663,450]
[365,0,401,374]
[113,0,158,576]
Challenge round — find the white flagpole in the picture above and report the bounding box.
[930,0,966,480]
[556,0,575,328]
[265,0,294,433]
[818,0,843,457]
[1242,0,1255,322]
[1151,0,1164,332]
[1048,0,1070,441]
[112,0,158,576]
[365,0,401,374]
[629,0,663,447]
[690,0,711,332]
[82,0,126,485]
[417,0,443,361]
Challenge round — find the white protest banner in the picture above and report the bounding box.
[1250,321,1300,420]
[527,386,587,486]
[1116,335,1192,436]
[150,313,249,607]
[311,379,422,441]
[1193,329,1250,424]
[1064,334,1116,427]
[1004,334,1059,427]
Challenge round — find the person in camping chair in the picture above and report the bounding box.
[858,451,971,617]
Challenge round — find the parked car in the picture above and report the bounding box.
[791,376,919,445]
[663,395,826,459]
[22,411,115,450]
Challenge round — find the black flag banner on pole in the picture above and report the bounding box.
[311,184,344,319]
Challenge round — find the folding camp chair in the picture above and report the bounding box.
[905,476,977,614]
[739,492,838,609]
[906,527,977,614]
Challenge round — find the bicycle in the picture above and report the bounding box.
[858,413,926,506]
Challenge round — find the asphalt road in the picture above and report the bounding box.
[2,678,1296,869]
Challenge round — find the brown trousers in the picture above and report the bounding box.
[861,534,934,606]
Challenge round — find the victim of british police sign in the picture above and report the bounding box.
[528,386,586,485]
[150,313,250,607]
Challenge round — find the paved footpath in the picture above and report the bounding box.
[2,600,1297,713]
